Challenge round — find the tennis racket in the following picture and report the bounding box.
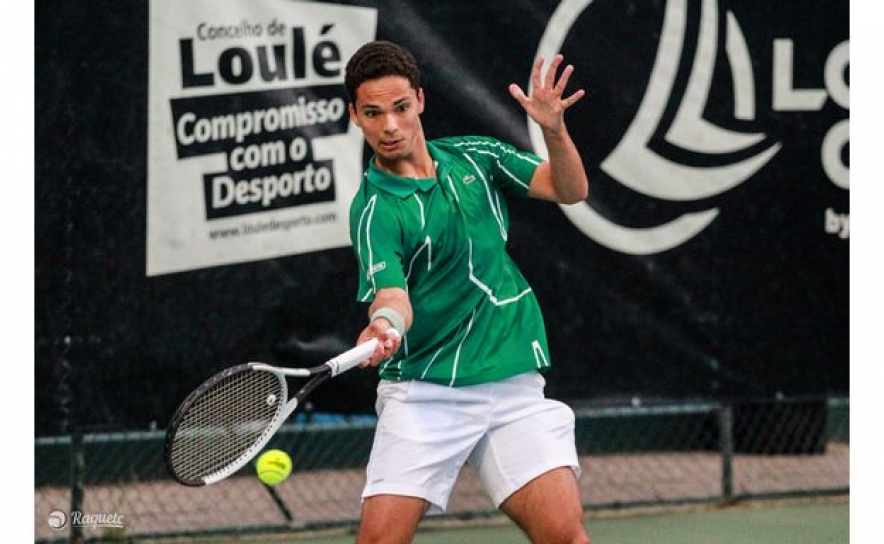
[164,337,384,486]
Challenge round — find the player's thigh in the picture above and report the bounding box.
[470,389,579,508]
[357,494,429,544]
[500,466,589,544]
[364,380,491,513]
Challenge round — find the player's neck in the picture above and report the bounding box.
[375,138,435,179]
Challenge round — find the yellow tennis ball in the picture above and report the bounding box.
[256,449,292,486]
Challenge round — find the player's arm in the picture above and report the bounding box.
[357,286,412,367]
[350,193,412,367]
[508,55,589,204]
[528,130,588,204]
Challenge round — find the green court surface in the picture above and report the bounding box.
[289,500,848,544]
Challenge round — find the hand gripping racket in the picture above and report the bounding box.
[164,337,385,486]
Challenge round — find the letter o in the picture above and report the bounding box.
[313,166,332,191]
[244,145,261,169]
[194,118,212,143]
[821,119,849,189]
[825,41,849,110]
[278,173,293,196]
[326,98,345,120]
[218,47,253,85]
[289,137,308,161]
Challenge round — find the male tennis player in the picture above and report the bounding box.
[346,41,590,544]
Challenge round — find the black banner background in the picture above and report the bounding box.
[35,0,848,435]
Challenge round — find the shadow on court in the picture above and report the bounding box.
[287,500,848,544]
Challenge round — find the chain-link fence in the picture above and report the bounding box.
[34,396,848,542]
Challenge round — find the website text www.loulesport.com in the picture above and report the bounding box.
[208,211,337,240]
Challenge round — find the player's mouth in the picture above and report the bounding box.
[379,139,402,152]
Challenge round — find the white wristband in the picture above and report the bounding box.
[370,307,406,336]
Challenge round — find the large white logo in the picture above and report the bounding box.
[531,0,782,254]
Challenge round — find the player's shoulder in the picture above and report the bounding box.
[432,135,525,163]
[348,172,401,223]
[348,174,377,216]
[431,135,507,152]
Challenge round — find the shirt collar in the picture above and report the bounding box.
[364,143,444,198]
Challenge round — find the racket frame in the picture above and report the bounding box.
[164,338,380,486]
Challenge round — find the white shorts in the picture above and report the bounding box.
[362,371,579,514]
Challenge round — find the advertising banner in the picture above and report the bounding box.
[147,0,377,275]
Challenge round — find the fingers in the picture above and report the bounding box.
[372,329,401,365]
[508,83,529,106]
[525,54,583,99]
[553,63,574,95]
[380,328,400,350]
[357,326,402,368]
[530,56,544,91]
[358,341,390,369]
[544,54,563,90]
[562,88,586,109]
[531,54,565,92]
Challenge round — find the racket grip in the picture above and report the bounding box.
[326,338,379,377]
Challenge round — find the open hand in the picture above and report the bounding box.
[509,55,585,134]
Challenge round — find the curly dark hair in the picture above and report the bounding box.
[345,41,421,105]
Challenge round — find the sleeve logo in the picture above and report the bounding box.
[367,261,387,279]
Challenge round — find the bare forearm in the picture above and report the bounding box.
[357,287,411,367]
[367,287,413,335]
[543,126,588,204]
[529,125,589,204]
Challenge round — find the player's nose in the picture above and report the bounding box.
[382,114,398,134]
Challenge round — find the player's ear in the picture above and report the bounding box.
[348,102,361,127]
[416,88,425,114]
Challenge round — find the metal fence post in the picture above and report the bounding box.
[70,431,85,544]
[718,404,734,504]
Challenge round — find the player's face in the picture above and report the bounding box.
[349,76,425,169]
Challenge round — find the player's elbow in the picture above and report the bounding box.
[559,181,589,204]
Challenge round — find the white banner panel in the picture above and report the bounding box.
[147,0,376,275]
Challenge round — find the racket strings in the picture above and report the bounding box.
[168,369,285,483]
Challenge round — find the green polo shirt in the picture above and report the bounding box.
[349,135,551,387]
